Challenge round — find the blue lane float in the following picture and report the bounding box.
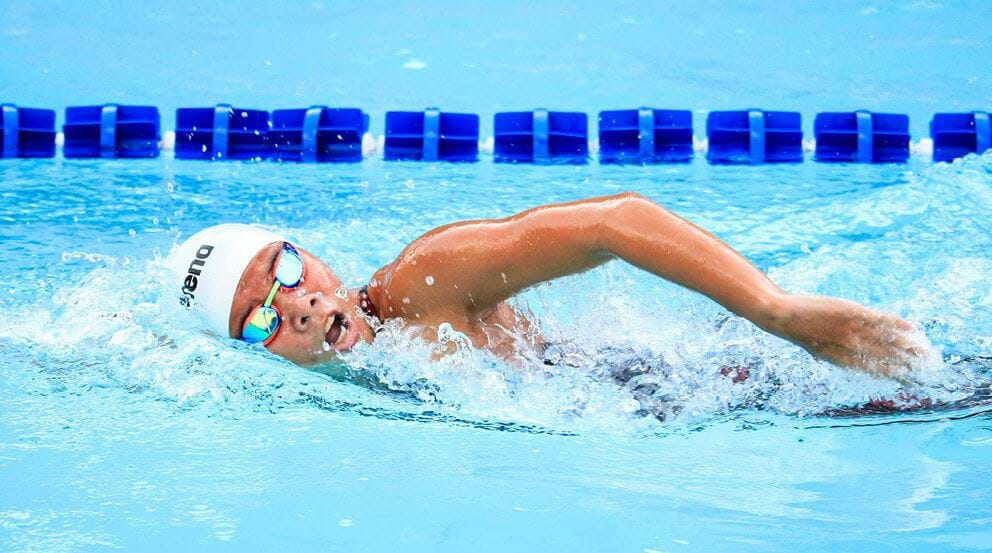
[706,109,802,164]
[494,109,588,163]
[175,105,269,160]
[1,104,56,158]
[931,111,991,162]
[384,108,479,162]
[814,111,910,163]
[598,108,693,164]
[63,104,160,158]
[270,107,368,162]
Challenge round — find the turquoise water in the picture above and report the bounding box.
[3,2,992,551]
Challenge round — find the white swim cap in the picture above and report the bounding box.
[166,224,284,337]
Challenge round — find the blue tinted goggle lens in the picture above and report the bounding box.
[274,243,304,287]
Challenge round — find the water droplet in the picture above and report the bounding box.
[322,341,331,352]
[335,286,348,299]
[402,297,411,304]
[425,276,435,286]
[265,59,272,66]
[128,229,137,238]
[339,519,354,527]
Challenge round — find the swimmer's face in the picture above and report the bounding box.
[228,242,375,366]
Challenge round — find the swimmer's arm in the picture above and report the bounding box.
[378,192,782,326]
[378,192,925,377]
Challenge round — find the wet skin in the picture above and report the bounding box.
[228,242,540,366]
[229,192,929,378]
[228,242,376,366]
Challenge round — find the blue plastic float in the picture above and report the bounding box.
[707,109,802,164]
[930,112,991,162]
[598,108,693,163]
[175,105,269,160]
[5,101,992,165]
[814,111,910,163]
[0,104,56,158]
[494,109,588,163]
[63,104,160,158]
[383,108,479,162]
[270,107,368,162]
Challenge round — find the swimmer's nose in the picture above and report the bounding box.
[282,291,325,333]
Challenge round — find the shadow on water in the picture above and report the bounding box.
[297,389,579,437]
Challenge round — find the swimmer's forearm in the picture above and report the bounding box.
[599,194,926,377]
[598,193,787,330]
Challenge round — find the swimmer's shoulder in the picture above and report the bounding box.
[367,257,459,322]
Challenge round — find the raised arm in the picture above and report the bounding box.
[374,192,926,377]
[377,193,780,319]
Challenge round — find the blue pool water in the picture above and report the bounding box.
[2,2,992,551]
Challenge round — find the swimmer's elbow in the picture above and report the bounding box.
[592,194,637,252]
[595,191,656,248]
[605,191,650,210]
[610,191,662,218]
[614,190,648,202]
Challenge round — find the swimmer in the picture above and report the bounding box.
[167,192,928,379]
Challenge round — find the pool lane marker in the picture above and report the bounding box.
[638,107,654,162]
[9,104,982,163]
[976,111,991,155]
[301,105,323,162]
[99,104,118,158]
[856,110,873,163]
[748,109,765,163]
[212,104,231,160]
[422,107,440,162]
[532,108,550,161]
[2,103,17,158]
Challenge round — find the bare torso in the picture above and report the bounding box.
[370,257,543,360]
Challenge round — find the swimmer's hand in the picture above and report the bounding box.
[767,294,929,379]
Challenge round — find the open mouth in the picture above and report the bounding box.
[324,312,348,346]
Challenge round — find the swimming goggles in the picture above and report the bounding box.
[241,242,306,346]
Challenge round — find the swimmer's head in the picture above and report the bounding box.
[166,224,374,365]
